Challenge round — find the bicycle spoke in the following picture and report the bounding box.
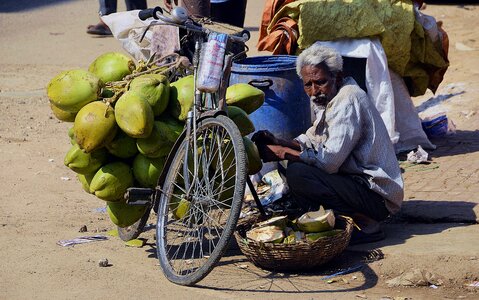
[157,116,246,285]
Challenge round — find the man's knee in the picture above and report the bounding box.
[286,162,307,189]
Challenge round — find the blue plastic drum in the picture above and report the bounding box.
[230,55,311,141]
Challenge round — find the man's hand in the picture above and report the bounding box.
[251,130,279,145]
[163,0,178,10]
[257,144,301,162]
[256,144,280,162]
[252,130,302,151]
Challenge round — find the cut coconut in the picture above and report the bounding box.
[296,208,335,233]
[256,216,288,229]
[246,225,284,243]
[305,229,343,242]
[283,231,305,244]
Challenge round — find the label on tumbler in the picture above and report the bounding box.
[196,33,227,93]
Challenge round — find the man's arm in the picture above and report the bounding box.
[300,99,362,173]
[256,144,301,162]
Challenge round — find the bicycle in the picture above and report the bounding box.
[117,6,267,286]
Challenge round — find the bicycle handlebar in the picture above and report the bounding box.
[138,7,163,21]
[138,6,250,44]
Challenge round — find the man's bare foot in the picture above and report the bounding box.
[86,22,112,36]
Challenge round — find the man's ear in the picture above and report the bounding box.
[335,71,343,88]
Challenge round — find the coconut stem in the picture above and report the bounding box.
[101,86,126,105]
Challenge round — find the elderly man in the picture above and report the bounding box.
[252,44,404,244]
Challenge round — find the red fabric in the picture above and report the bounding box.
[427,24,450,93]
[257,0,298,54]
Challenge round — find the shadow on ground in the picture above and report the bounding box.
[398,130,479,161]
[348,221,471,252]
[137,199,477,292]
[399,200,478,223]
[141,228,382,293]
[0,0,77,13]
[194,249,381,294]
[416,91,465,113]
[428,130,479,158]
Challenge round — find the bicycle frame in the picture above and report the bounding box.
[137,13,248,213]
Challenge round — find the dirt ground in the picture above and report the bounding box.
[0,1,478,299]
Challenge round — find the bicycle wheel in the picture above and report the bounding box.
[156,115,247,286]
[117,206,152,241]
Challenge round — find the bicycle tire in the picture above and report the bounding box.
[156,115,247,286]
[117,205,152,241]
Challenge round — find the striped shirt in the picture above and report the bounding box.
[296,77,404,214]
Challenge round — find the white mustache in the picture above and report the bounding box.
[310,94,327,103]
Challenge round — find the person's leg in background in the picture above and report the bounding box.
[87,0,148,36]
[210,0,247,28]
[99,0,118,16]
[87,0,117,36]
[180,0,211,18]
[125,0,148,11]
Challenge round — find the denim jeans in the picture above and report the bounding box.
[99,0,147,16]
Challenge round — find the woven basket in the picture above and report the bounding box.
[234,215,353,271]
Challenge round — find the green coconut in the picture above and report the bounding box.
[296,209,335,233]
[88,52,135,83]
[68,126,76,145]
[106,130,138,159]
[169,196,191,220]
[74,101,118,153]
[89,162,134,202]
[107,200,148,228]
[132,153,166,188]
[64,143,108,174]
[129,74,170,116]
[215,175,235,206]
[210,136,260,177]
[226,83,265,114]
[227,106,255,136]
[77,172,95,193]
[305,229,343,242]
[47,69,102,113]
[136,117,183,158]
[50,103,77,122]
[243,137,262,175]
[167,75,194,121]
[210,137,235,174]
[115,91,154,138]
[246,225,284,243]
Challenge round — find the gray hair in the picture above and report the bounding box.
[296,44,343,78]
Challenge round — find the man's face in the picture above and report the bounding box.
[300,64,338,107]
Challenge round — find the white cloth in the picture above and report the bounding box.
[314,39,434,153]
[315,38,399,144]
[390,70,435,152]
[102,10,180,61]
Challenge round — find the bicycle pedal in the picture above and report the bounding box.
[124,188,155,206]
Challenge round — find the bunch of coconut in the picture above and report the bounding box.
[47,51,265,229]
[246,207,343,244]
